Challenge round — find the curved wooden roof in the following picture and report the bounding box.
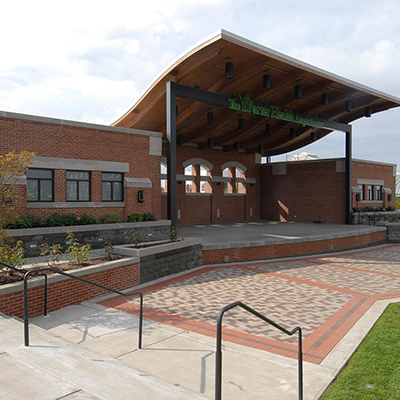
[113,30,400,156]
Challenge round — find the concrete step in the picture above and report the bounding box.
[0,313,208,400]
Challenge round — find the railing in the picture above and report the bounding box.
[0,262,143,349]
[215,301,303,400]
[357,210,387,226]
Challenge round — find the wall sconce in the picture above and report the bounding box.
[238,117,245,129]
[207,138,214,148]
[388,194,392,201]
[365,106,372,118]
[265,123,272,135]
[289,128,296,139]
[311,132,317,142]
[257,145,264,154]
[176,133,183,145]
[138,190,145,203]
[225,57,234,79]
[355,194,360,201]
[234,141,240,151]
[321,93,329,106]
[176,105,179,117]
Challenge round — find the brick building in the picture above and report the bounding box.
[1,30,399,225]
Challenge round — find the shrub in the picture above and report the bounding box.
[65,230,91,266]
[127,213,143,222]
[100,214,121,224]
[375,207,384,212]
[40,243,63,267]
[44,213,78,227]
[7,215,42,229]
[386,206,396,211]
[142,212,156,222]
[78,213,97,225]
[0,233,26,268]
[362,206,376,212]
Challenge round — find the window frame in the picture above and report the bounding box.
[376,185,383,201]
[66,170,91,202]
[26,168,54,202]
[102,172,124,202]
[367,184,374,201]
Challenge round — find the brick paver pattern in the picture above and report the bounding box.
[100,244,400,363]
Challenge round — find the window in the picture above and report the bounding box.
[160,163,167,193]
[67,171,90,202]
[376,185,383,201]
[358,184,365,200]
[26,169,53,202]
[185,165,194,193]
[367,185,374,201]
[102,173,123,202]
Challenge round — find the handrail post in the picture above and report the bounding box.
[298,328,303,400]
[138,293,143,349]
[23,274,30,347]
[43,274,48,316]
[215,315,223,400]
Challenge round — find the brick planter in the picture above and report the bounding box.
[0,258,139,318]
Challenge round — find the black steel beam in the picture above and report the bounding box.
[345,127,353,224]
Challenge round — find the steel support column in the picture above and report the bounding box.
[345,127,352,225]
[166,82,177,228]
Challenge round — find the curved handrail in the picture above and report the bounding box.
[215,301,303,400]
[1,265,145,349]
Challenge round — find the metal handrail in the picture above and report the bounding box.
[0,263,143,349]
[358,209,375,225]
[215,301,303,400]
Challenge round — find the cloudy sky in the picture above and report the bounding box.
[1,0,399,169]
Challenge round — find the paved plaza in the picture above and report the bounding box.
[100,244,400,364]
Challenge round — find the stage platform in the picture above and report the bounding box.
[180,221,387,264]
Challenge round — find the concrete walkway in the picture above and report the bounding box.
[28,244,400,399]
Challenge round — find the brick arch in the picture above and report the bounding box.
[221,161,247,174]
[182,158,213,171]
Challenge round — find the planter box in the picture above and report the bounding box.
[0,257,140,318]
[6,220,171,257]
[113,238,202,284]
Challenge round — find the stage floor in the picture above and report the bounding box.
[180,221,385,249]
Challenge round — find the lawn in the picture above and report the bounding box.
[321,302,400,399]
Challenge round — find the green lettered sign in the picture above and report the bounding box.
[228,94,324,129]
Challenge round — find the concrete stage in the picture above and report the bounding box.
[180,221,387,264]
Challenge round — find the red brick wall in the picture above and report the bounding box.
[0,262,140,318]
[260,159,396,224]
[202,231,386,264]
[0,117,161,221]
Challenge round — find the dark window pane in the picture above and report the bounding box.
[67,171,89,180]
[26,169,52,179]
[27,180,39,201]
[102,173,122,181]
[66,181,77,201]
[79,181,90,201]
[40,180,53,201]
[102,182,112,201]
[113,182,123,201]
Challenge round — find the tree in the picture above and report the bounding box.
[0,151,34,229]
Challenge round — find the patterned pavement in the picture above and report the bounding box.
[99,244,400,364]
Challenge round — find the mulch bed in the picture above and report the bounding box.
[0,259,107,285]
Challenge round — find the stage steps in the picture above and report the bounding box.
[0,312,208,400]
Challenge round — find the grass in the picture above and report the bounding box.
[321,302,400,399]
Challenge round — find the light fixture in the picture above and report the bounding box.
[263,73,271,90]
[321,93,329,106]
[345,100,352,112]
[207,111,214,124]
[257,145,264,154]
[365,106,372,118]
[234,141,240,151]
[238,117,245,129]
[311,132,317,142]
[289,128,296,139]
[207,138,214,148]
[265,123,272,135]
[225,57,234,79]
[176,105,179,117]
[176,133,183,145]
[295,84,303,99]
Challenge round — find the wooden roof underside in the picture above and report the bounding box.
[113,31,400,156]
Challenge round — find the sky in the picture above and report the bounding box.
[1,0,400,170]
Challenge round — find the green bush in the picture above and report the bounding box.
[7,215,42,229]
[127,213,143,222]
[386,206,396,211]
[78,213,97,225]
[65,230,91,265]
[100,214,121,224]
[142,212,156,222]
[44,213,78,227]
[0,235,26,268]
